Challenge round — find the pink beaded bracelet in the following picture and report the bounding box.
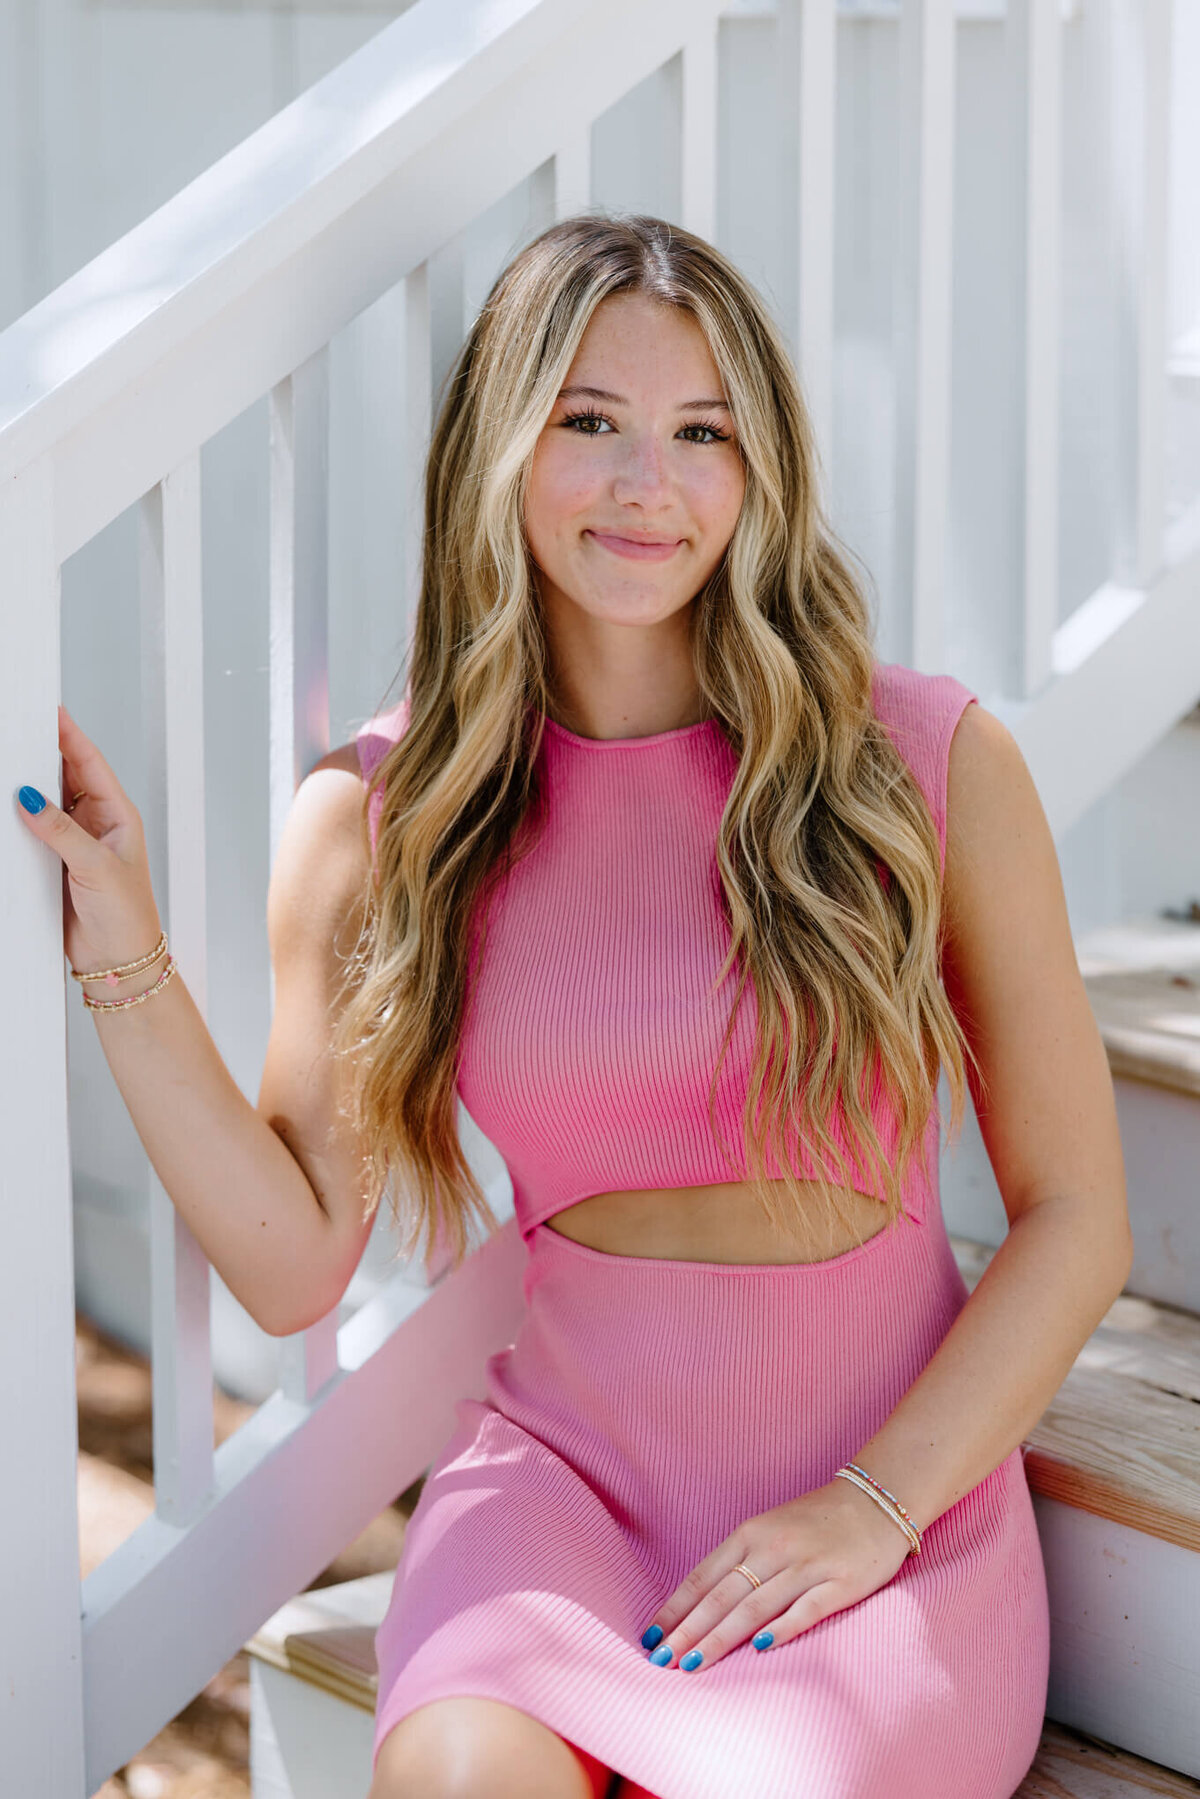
[80,955,178,1013]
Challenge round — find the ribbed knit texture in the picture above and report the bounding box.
[355,663,1051,1798]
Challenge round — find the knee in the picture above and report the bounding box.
[369,1697,607,1799]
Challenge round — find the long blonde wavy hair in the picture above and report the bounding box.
[331,213,974,1271]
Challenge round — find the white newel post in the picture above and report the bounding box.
[0,452,87,1791]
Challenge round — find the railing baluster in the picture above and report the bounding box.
[405,261,433,636]
[140,460,218,1524]
[268,351,331,874]
[268,351,340,1403]
[1112,0,1172,593]
[782,0,837,499]
[1,450,86,1792]
[681,18,719,242]
[1017,0,1063,698]
[893,0,956,674]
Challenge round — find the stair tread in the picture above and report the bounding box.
[950,1236,1200,1551]
[1078,920,1200,1097]
[1015,1722,1200,1795]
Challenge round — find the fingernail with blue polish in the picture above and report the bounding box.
[752,1630,774,1651]
[641,1625,664,1650]
[18,786,46,814]
[649,1644,673,1666]
[680,1650,703,1672]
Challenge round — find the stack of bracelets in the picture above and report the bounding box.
[71,930,177,1013]
[832,1463,923,1554]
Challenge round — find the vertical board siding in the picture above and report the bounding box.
[1110,0,1172,592]
[0,451,86,1792]
[681,18,719,241]
[788,0,837,497]
[893,0,956,675]
[1135,0,1171,591]
[1020,0,1063,698]
[140,463,217,1525]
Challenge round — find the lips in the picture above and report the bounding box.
[585,530,684,562]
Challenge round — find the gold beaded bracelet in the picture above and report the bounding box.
[80,954,178,1013]
[833,1463,923,1554]
[70,930,169,988]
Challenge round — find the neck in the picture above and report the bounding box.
[542,589,704,742]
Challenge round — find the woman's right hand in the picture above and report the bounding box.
[15,703,165,980]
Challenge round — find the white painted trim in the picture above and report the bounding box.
[1036,1493,1200,1779]
[0,452,87,1791]
[999,544,1200,836]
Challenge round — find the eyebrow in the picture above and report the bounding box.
[557,384,731,411]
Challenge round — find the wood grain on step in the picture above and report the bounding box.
[951,1238,1200,1554]
[1084,965,1200,1099]
[1014,1719,1200,1795]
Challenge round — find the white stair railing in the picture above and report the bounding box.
[0,0,1193,1793]
[0,0,728,1788]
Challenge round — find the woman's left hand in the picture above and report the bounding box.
[637,1475,916,1672]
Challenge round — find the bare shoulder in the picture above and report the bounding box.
[267,742,370,960]
[942,701,1066,945]
[941,698,1075,989]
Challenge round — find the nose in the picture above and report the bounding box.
[610,431,674,510]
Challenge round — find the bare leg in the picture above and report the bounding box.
[369,1696,617,1799]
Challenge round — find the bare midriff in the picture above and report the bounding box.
[543,1178,891,1264]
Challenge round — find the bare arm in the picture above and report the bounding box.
[845,702,1134,1527]
[18,711,377,1338]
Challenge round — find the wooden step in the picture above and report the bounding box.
[246,1577,1200,1795]
[950,1236,1200,1554]
[1079,917,1200,1099]
[1018,1723,1200,1795]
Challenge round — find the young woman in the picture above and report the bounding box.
[17,214,1132,1799]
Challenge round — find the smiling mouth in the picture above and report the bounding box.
[585,530,685,562]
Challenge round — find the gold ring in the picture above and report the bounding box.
[66,791,88,811]
[731,1562,761,1590]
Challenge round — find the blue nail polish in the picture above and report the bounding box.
[752,1630,774,1651]
[641,1624,664,1650]
[18,786,46,815]
[680,1650,703,1671]
[649,1644,673,1666]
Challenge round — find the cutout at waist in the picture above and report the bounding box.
[541,1176,898,1267]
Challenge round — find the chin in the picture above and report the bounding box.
[577,594,691,628]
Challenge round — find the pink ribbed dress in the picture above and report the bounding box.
[355,661,1051,1799]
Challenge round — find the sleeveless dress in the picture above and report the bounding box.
[354,662,1051,1799]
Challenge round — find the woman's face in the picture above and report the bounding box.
[524,293,746,633]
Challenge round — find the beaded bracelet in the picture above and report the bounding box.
[70,930,169,987]
[81,955,178,1013]
[833,1463,923,1554]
